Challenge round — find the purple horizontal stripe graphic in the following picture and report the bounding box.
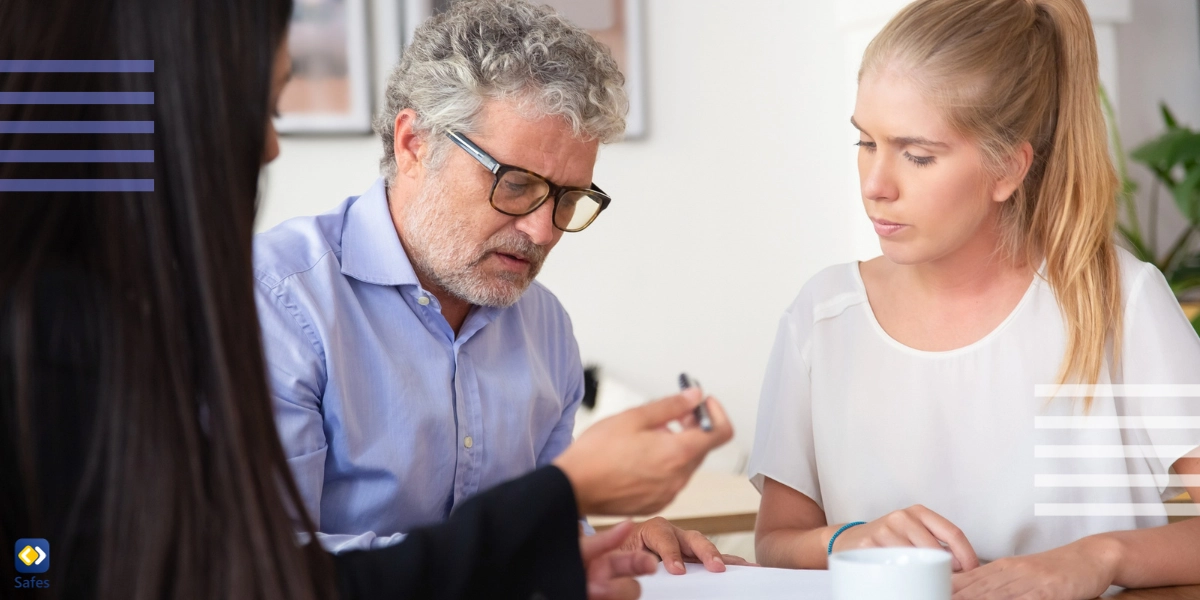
[0,60,154,72]
[0,152,154,164]
[0,179,154,192]
[0,121,154,134]
[0,92,153,104]
[0,150,153,163]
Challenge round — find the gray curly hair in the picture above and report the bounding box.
[373,0,629,185]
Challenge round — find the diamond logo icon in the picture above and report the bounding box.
[14,539,49,573]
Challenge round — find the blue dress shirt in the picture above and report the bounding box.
[253,178,585,552]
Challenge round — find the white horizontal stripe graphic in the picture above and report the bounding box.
[1035,416,1200,429]
[1034,445,1199,458]
[1034,474,1200,487]
[1035,503,1200,517]
[1034,384,1200,398]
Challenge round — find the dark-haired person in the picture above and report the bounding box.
[0,0,732,598]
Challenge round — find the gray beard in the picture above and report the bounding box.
[401,175,548,308]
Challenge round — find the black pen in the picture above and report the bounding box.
[678,372,713,432]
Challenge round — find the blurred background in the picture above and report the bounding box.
[259,0,1200,478]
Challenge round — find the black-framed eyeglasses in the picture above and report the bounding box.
[446,131,611,233]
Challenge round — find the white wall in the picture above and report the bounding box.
[257,0,1200,470]
[538,1,860,470]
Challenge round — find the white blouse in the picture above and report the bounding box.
[748,248,1200,561]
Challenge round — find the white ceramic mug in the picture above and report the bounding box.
[829,547,952,600]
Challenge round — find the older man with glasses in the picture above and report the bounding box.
[253,0,744,575]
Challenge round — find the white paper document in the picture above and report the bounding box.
[638,563,832,600]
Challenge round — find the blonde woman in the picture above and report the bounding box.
[749,0,1200,598]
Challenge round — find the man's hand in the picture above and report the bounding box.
[622,517,757,575]
[554,388,733,516]
[582,521,659,600]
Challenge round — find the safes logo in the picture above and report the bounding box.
[14,540,48,574]
[13,539,50,590]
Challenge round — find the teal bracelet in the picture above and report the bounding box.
[827,521,866,556]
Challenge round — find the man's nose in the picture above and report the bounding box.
[513,197,558,246]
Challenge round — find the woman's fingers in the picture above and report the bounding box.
[582,521,635,562]
[841,507,974,574]
[602,550,659,579]
[910,506,979,571]
[870,528,913,549]
[901,520,961,572]
[588,577,641,600]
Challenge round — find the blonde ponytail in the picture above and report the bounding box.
[862,0,1122,405]
[1031,0,1122,404]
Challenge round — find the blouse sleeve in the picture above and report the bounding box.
[1117,263,1200,500]
[747,307,823,509]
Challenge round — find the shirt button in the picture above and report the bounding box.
[417,296,430,306]
[464,436,473,449]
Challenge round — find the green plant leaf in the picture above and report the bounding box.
[1161,103,1180,129]
[1172,167,1200,225]
[1171,274,1200,297]
[1131,128,1200,174]
[1122,177,1139,197]
[1192,312,1200,338]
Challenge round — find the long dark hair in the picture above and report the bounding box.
[0,1,335,598]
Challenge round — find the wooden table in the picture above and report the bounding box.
[1182,302,1199,320]
[1167,491,1195,524]
[588,470,760,535]
[1107,585,1200,598]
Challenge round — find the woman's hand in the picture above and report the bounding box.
[553,388,733,516]
[581,521,659,600]
[832,504,980,572]
[951,536,1120,600]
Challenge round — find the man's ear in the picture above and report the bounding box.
[393,108,426,181]
[992,141,1034,203]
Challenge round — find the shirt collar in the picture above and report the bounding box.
[340,178,421,287]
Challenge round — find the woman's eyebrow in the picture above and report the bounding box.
[889,134,949,149]
[849,116,948,148]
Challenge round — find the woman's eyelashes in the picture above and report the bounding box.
[856,140,936,167]
[904,151,935,167]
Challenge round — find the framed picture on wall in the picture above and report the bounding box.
[276,0,374,134]
[550,0,647,139]
[569,0,647,139]
[414,0,648,139]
